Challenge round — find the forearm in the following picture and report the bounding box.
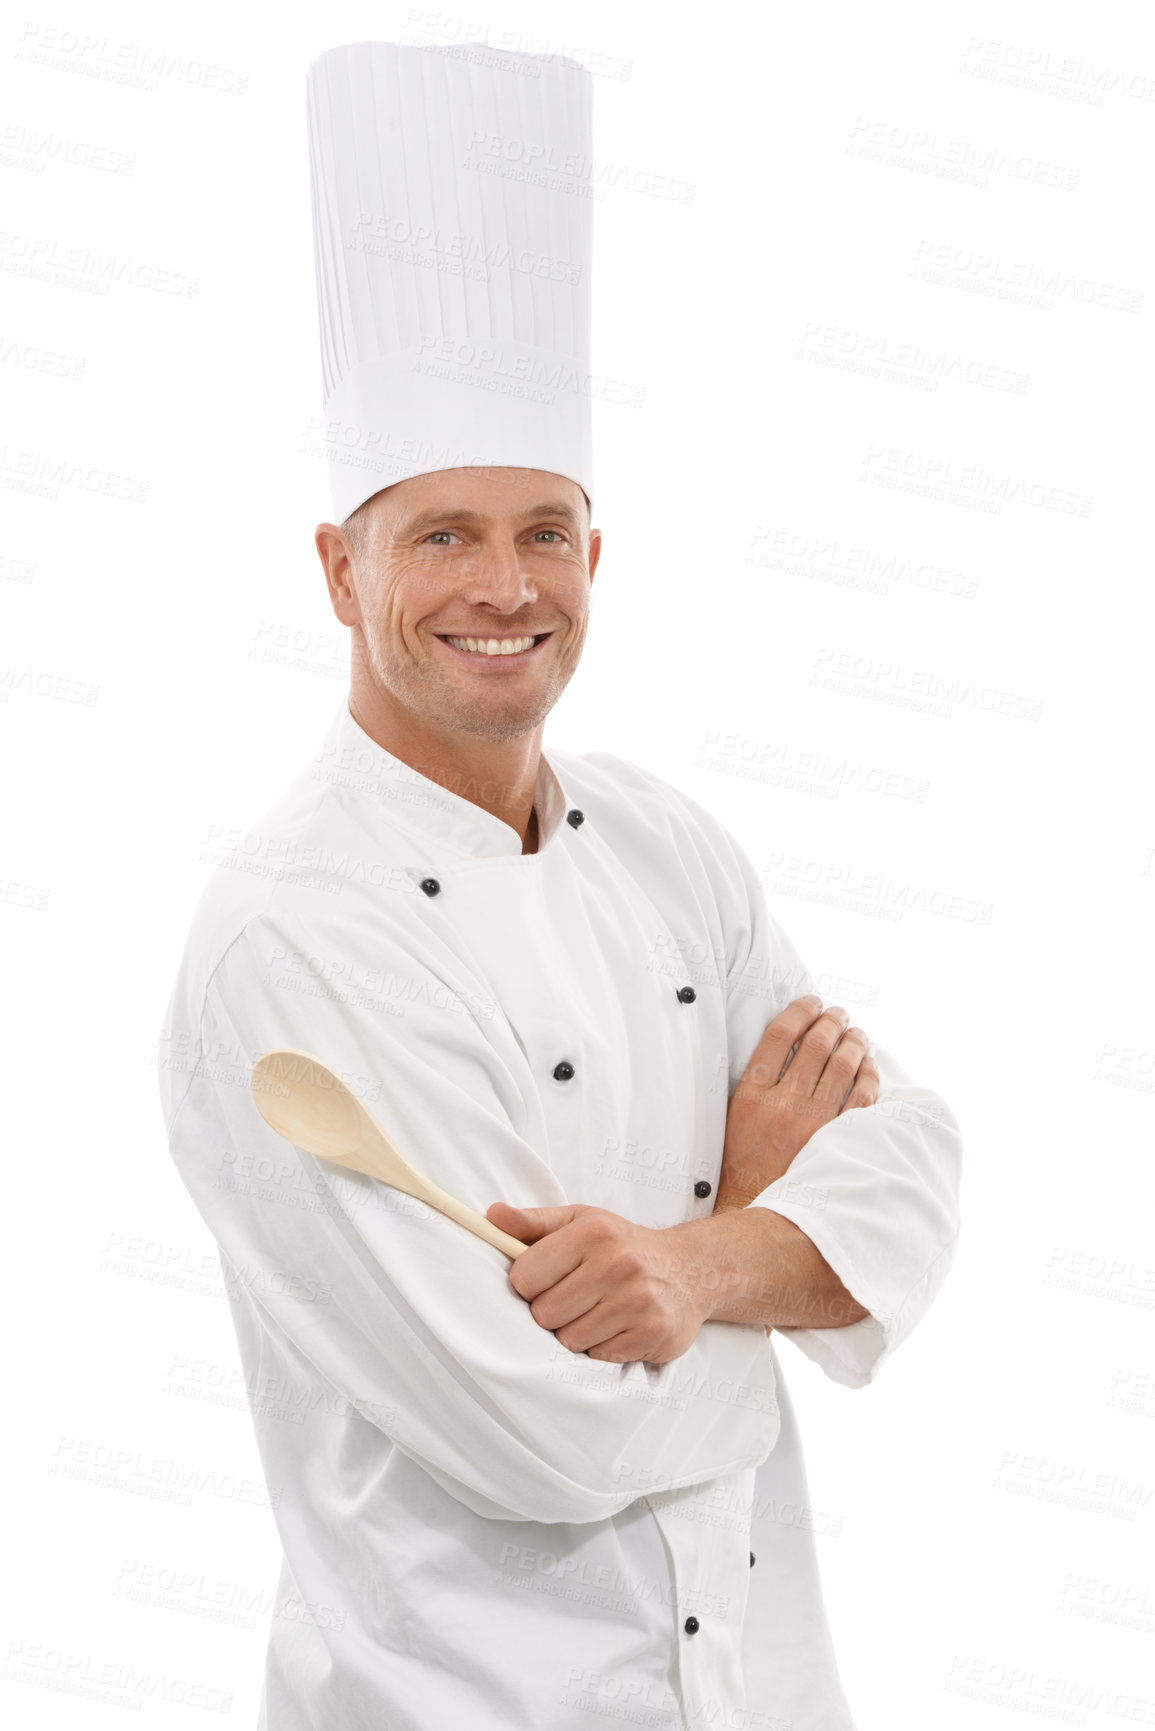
[681,1207,870,1331]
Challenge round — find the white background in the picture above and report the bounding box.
[3,1,1153,1725]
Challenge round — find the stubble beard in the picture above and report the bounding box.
[361,626,579,743]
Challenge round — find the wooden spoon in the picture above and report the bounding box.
[250,1047,528,1260]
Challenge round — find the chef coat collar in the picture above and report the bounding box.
[316,700,573,861]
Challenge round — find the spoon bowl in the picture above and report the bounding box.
[252,1050,365,1158]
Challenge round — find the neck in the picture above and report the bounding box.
[348,681,542,852]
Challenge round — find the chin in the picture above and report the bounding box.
[446,708,551,742]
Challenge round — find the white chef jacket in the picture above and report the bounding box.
[157,698,961,1731]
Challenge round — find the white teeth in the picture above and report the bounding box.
[443,634,537,656]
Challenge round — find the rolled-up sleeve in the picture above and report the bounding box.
[160,912,782,1525]
[721,838,963,1389]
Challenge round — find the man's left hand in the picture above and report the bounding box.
[486,1202,714,1365]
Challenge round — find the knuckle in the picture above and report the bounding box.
[605,1244,645,1280]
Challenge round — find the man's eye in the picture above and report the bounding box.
[533,530,562,542]
[426,532,457,545]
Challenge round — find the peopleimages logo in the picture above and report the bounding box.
[350,210,584,284]
[463,129,696,203]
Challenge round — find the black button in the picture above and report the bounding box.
[419,877,441,897]
[552,1060,575,1081]
[694,1180,712,1199]
[683,1616,700,1635]
[749,1552,756,1568]
[676,986,697,1004]
[566,809,585,828]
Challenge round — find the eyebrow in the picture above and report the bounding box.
[398,501,584,537]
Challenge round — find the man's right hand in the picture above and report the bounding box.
[713,996,880,1213]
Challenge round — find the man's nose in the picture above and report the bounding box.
[458,541,538,610]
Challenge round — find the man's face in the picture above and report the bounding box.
[329,467,600,743]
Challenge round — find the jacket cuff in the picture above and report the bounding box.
[745,1190,959,1388]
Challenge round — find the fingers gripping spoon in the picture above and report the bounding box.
[250,1048,529,1260]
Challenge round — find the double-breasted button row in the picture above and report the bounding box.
[548,1070,712,1198]
[418,842,712,1207]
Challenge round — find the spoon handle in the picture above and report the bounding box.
[417,1181,529,1260]
[346,1125,530,1260]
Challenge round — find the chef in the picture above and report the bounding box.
[157,40,962,1731]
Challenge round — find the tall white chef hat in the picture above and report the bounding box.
[306,41,595,527]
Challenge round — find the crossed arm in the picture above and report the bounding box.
[486,994,879,1366]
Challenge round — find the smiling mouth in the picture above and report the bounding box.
[436,632,552,658]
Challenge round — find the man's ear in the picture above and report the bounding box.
[588,526,603,583]
[315,523,361,627]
